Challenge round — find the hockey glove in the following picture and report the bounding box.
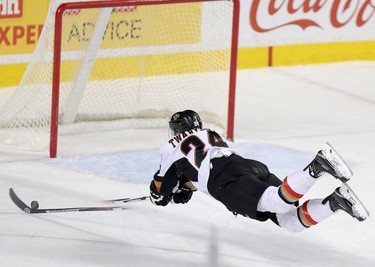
[171,187,193,204]
[150,181,171,206]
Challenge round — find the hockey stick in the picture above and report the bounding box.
[102,196,150,204]
[9,188,149,214]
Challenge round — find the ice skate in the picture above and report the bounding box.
[304,142,352,182]
[323,183,369,222]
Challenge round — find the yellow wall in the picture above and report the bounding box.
[1,0,375,88]
[0,63,27,87]
[237,41,375,69]
[4,41,375,88]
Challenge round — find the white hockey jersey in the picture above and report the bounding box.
[155,128,234,194]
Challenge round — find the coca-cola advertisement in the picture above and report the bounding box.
[240,0,375,47]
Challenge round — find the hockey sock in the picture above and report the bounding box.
[257,186,293,213]
[276,199,334,232]
[278,170,316,205]
[297,199,335,228]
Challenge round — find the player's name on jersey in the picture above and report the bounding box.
[168,129,199,148]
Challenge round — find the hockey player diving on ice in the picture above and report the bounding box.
[149,110,369,232]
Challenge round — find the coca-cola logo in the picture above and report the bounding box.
[250,0,375,32]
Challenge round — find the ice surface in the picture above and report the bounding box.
[1,62,375,267]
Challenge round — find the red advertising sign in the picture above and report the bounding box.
[0,0,23,19]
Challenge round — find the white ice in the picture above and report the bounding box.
[1,61,375,267]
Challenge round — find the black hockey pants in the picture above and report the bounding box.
[207,154,282,222]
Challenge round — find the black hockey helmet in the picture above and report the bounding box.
[169,110,203,135]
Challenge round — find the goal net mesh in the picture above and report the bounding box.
[0,0,236,152]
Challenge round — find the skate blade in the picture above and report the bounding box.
[322,142,353,182]
[339,183,370,221]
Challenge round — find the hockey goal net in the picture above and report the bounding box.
[0,0,239,157]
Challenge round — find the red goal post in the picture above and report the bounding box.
[0,0,240,158]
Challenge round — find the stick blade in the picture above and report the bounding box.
[9,188,32,214]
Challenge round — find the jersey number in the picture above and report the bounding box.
[180,130,228,168]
